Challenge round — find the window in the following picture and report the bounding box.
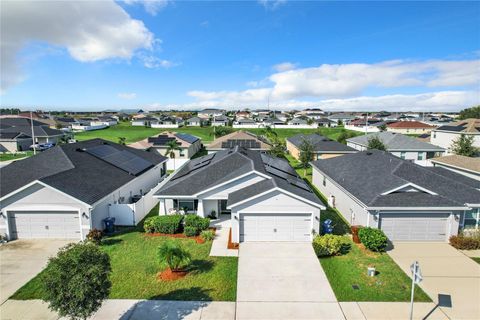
[178,200,195,212]
[400,152,406,159]
[417,152,424,161]
[433,132,436,139]
[464,209,480,229]
[323,175,326,186]
[179,149,185,157]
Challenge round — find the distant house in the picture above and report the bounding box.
[97,116,118,126]
[295,108,325,118]
[131,117,159,127]
[263,118,284,126]
[235,118,257,126]
[431,155,480,181]
[387,121,435,134]
[286,133,357,160]
[55,117,79,129]
[431,118,480,154]
[346,132,445,166]
[327,113,357,124]
[211,115,229,127]
[206,130,270,153]
[198,109,225,119]
[315,118,336,127]
[129,132,202,170]
[235,111,251,119]
[186,117,203,127]
[0,117,64,151]
[288,118,309,126]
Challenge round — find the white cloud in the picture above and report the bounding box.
[258,0,287,10]
[118,92,137,100]
[1,0,155,93]
[141,56,179,69]
[123,0,170,16]
[273,62,297,72]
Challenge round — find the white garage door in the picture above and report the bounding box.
[9,211,81,239]
[240,213,311,242]
[380,213,448,241]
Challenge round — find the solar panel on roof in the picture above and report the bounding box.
[175,133,199,144]
[85,145,154,176]
[221,139,261,149]
[287,178,312,192]
[265,166,297,180]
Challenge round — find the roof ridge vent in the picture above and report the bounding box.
[76,148,86,152]
[366,151,373,155]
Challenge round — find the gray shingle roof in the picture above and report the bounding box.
[346,132,445,151]
[311,150,479,208]
[287,133,356,153]
[156,147,323,207]
[0,139,167,205]
[0,117,64,138]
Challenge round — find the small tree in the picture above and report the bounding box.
[158,240,191,272]
[42,243,111,320]
[367,136,387,151]
[268,138,286,158]
[260,126,277,142]
[451,134,477,157]
[299,138,314,176]
[213,126,234,138]
[458,105,480,120]
[165,140,181,170]
[118,137,126,145]
[336,130,357,144]
[378,124,387,132]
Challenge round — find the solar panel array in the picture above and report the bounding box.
[170,152,216,181]
[261,153,312,193]
[148,135,176,146]
[221,139,261,149]
[175,133,199,144]
[85,144,154,176]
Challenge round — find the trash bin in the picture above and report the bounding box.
[322,219,333,234]
[103,217,115,234]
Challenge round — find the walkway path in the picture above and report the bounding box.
[209,215,238,257]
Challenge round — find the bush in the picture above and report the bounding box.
[144,215,183,234]
[158,240,191,271]
[184,226,199,237]
[449,235,480,250]
[201,229,215,241]
[312,234,351,257]
[358,227,388,252]
[42,243,111,319]
[184,215,210,234]
[86,229,103,245]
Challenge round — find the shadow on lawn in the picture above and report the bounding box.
[101,238,123,246]
[187,259,214,275]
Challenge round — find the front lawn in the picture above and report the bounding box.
[11,206,238,301]
[0,151,33,162]
[320,242,431,302]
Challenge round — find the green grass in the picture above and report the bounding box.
[74,122,357,145]
[0,151,33,162]
[320,242,431,302]
[472,257,480,264]
[11,206,238,301]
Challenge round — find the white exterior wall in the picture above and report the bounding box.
[0,183,90,239]
[229,190,321,243]
[151,123,180,128]
[344,125,380,133]
[312,167,368,226]
[387,127,434,134]
[203,199,219,217]
[431,131,480,153]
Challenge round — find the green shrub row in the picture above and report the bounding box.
[184,215,210,236]
[450,235,480,250]
[312,234,351,257]
[144,215,183,234]
[358,227,388,252]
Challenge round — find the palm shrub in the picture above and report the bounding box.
[42,243,111,320]
[312,234,351,257]
[158,240,191,272]
[358,227,388,252]
[86,228,103,245]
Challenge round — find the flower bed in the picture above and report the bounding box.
[145,227,216,244]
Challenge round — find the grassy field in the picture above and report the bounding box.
[75,122,359,144]
[11,206,238,301]
[472,257,480,264]
[0,151,34,162]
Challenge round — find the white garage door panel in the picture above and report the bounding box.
[240,213,311,242]
[9,211,80,239]
[380,213,448,241]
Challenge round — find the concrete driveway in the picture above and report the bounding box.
[236,242,344,319]
[0,239,72,304]
[388,242,480,320]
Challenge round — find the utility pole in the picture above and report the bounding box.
[30,111,36,155]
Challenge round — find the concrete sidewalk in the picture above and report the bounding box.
[209,215,238,257]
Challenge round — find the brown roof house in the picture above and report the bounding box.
[206,130,270,154]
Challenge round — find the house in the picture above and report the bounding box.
[54,117,79,129]
[386,121,435,134]
[236,118,257,125]
[251,109,271,117]
[311,150,480,241]
[327,113,357,124]
[0,117,65,151]
[346,132,445,166]
[154,147,325,243]
[206,130,270,153]
[263,117,284,126]
[198,109,225,119]
[315,118,337,127]
[186,117,203,127]
[295,108,325,118]
[431,155,480,181]
[276,112,290,122]
[129,132,202,170]
[288,118,309,126]
[286,133,357,160]
[235,111,251,119]
[131,117,159,127]
[0,139,167,240]
[211,115,229,127]
[97,116,118,126]
[430,118,480,153]
[71,118,109,131]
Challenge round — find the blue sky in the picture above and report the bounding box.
[1,0,479,111]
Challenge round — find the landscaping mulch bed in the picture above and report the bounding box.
[145,227,216,244]
[157,268,188,281]
[227,228,239,249]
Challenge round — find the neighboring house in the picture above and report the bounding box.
[0,117,64,150]
[327,113,357,124]
[235,111,251,119]
[154,147,325,243]
[236,118,257,125]
[131,117,159,127]
[430,118,480,153]
[387,121,435,134]
[251,109,271,117]
[71,118,109,131]
[295,108,325,118]
[129,132,202,170]
[186,117,203,127]
[311,150,480,241]
[198,109,225,119]
[263,118,285,126]
[211,115,229,127]
[0,139,167,240]
[55,117,79,129]
[431,155,480,181]
[206,130,270,153]
[97,116,118,126]
[286,133,357,160]
[0,132,32,152]
[315,118,337,127]
[288,118,309,126]
[276,112,290,122]
[346,132,445,166]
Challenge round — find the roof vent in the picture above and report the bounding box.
[76,148,86,152]
[366,151,373,155]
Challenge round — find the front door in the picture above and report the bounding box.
[220,200,230,213]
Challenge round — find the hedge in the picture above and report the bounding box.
[144,215,183,234]
[312,234,351,257]
[450,235,480,250]
[184,215,210,235]
[358,227,388,252]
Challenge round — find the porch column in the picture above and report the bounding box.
[197,199,205,217]
[159,199,166,215]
